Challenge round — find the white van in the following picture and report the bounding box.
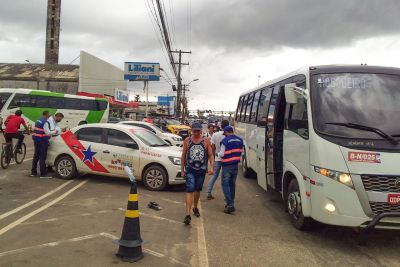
[235,65,400,233]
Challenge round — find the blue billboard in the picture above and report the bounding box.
[157,96,175,106]
[124,62,160,81]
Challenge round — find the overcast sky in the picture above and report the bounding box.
[1,0,400,111]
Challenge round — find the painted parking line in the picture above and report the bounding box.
[197,201,209,267]
[0,180,88,236]
[0,180,74,221]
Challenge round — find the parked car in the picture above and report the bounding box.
[153,118,192,139]
[46,123,184,191]
[118,121,183,147]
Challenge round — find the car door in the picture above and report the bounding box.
[102,128,141,178]
[73,127,106,175]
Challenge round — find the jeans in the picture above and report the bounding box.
[31,141,49,176]
[207,161,222,194]
[4,132,24,150]
[221,164,239,207]
[185,168,206,192]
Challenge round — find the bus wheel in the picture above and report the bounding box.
[55,155,77,180]
[287,179,313,230]
[241,151,251,178]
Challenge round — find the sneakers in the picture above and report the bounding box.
[184,215,191,225]
[207,194,215,200]
[148,201,162,211]
[29,173,37,177]
[224,206,235,214]
[193,208,200,217]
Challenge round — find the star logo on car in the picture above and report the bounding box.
[82,145,97,164]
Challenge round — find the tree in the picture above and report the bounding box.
[134,94,140,102]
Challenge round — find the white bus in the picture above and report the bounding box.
[0,88,109,130]
[235,65,400,233]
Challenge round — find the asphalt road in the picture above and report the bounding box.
[0,136,399,267]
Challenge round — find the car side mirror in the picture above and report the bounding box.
[126,142,139,149]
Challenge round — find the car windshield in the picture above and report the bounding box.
[132,129,169,147]
[152,125,165,133]
[312,73,400,141]
[166,119,181,125]
[0,93,11,110]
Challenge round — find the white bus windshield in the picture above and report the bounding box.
[312,73,400,142]
[0,93,11,110]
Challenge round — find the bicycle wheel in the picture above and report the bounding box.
[15,143,26,164]
[1,146,11,169]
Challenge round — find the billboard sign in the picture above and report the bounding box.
[115,88,129,104]
[124,62,160,81]
[157,96,175,106]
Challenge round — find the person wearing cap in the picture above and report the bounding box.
[217,125,243,214]
[181,122,214,225]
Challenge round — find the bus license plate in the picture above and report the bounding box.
[388,194,400,205]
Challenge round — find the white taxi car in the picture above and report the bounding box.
[118,121,183,146]
[46,123,184,191]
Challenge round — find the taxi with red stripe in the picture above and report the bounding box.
[46,123,184,191]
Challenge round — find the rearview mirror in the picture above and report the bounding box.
[126,142,139,149]
[285,83,299,104]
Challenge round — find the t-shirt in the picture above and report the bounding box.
[4,115,25,134]
[211,130,225,161]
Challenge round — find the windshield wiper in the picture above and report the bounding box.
[325,122,399,145]
[150,144,170,147]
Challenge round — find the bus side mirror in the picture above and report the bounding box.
[285,83,299,104]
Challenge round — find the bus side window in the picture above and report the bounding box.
[9,94,31,108]
[256,87,273,127]
[239,94,248,122]
[244,92,254,122]
[49,97,65,109]
[285,98,308,139]
[96,100,108,111]
[235,96,243,121]
[250,90,261,124]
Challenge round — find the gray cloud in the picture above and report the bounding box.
[191,0,400,51]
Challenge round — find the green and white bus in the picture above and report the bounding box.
[0,88,109,130]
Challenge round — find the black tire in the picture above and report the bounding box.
[14,143,26,164]
[55,155,77,180]
[78,121,87,126]
[286,179,313,230]
[241,150,251,178]
[1,147,11,169]
[143,165,168,191]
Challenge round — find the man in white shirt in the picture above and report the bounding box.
[45,113,64,136]
[206,120,230,200]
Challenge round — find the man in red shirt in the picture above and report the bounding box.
[4,110,29,152]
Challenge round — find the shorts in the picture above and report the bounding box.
[185,169,206,192]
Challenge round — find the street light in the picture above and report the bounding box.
[182,78,199,120]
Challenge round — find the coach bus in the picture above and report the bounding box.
[0,88,109,130]
[235,65,400,231]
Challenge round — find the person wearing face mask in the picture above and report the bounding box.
[181,122,214,225]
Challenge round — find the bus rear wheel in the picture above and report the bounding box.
[286,179,313,230]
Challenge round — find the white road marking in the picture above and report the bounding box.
[0,180,88,236]
[143,248,165,258]
[161,197,184,205]
[9,157,33,165]
[0,180,74,221]
[140,211,182,224]
[196,201,209,267]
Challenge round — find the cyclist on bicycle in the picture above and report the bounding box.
[3,110,29,153]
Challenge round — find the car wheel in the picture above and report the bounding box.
[55,155,77,180]
[286,179,313,230]
[143,165,168,191]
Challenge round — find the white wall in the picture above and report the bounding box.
[78,51,127,96]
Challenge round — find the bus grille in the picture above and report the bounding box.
[369,202,400,215]
[361,175,400,193]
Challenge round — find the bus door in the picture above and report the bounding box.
[255,88,272,191]
[266,85,281,190]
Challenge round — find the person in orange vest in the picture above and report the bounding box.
[218,125,244,214]
[30,111,53,179]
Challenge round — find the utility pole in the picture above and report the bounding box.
[171,50,191,120]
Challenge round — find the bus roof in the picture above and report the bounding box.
[239,64,400,96]
[0,88,107,101]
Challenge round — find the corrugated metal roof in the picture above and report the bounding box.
[0,63,79,82]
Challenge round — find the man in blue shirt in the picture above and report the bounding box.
[218,126,244,214]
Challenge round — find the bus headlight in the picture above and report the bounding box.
[314,167,354,189]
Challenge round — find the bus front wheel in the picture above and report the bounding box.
[286,179,313,230]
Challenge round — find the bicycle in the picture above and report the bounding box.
[1,133,27,169]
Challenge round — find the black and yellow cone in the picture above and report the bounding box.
[116,179,144,262]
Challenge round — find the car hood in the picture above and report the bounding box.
[161,132,181,139]
[149,145,182,157]
[169,125,191,130]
